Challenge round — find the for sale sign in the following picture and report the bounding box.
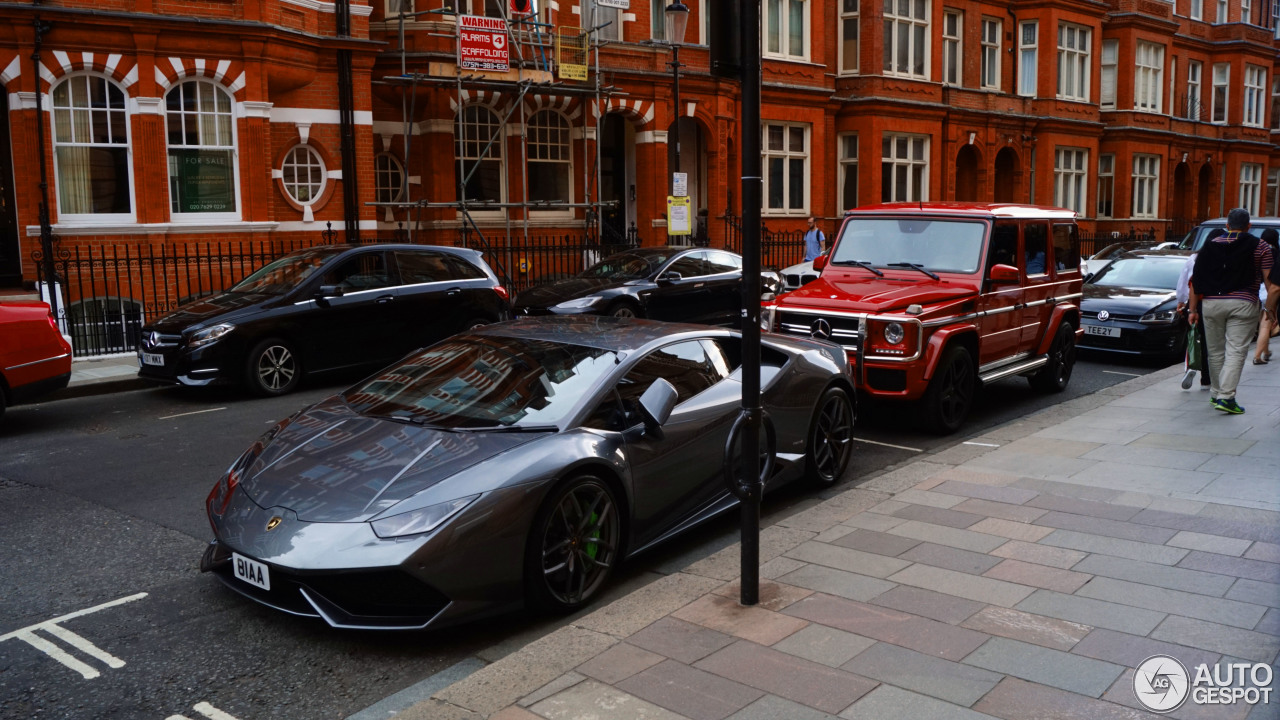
[459,15,510,72]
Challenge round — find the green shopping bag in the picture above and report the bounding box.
[1186,324,1205,372]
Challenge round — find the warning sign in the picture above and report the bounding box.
[459,15,510,72]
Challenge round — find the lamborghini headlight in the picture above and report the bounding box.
[371,495,480,538]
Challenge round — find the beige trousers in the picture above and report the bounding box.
[1202,298,1261,401]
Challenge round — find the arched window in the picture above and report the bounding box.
[51,75,133,219]
[527,110,571,206]
[165,80,237,217]
[281,146,326,205]
[375,153,406,203]
[455,105,504,206]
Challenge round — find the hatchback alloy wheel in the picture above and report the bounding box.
[245,338,300,396]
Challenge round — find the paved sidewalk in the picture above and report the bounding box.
[58,353,149,399]
[396,362,1280,720]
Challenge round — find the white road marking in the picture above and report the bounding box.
[1102,370,1143,377]
[852,437,923,452]
[193,702,242,720]
[0,592,146,679]
[963,441,1002,447]
[159,407,227,420]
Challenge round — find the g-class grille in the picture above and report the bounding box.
[778,311,860,352]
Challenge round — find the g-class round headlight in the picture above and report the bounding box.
[884,322,905,345]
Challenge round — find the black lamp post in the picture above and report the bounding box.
[665,1,689,230]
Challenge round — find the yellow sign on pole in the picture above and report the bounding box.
[667,196,691,236]
[557,28,588,81]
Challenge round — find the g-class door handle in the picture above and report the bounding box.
[446,288,462,297]
[376,294,395,304]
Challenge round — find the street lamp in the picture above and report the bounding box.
[665,1,689,225]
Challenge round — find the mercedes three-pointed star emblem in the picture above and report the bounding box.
[810,318,832,340]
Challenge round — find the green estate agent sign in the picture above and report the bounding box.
[170,149,235,213]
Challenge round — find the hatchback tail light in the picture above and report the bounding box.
[493,285,509,300]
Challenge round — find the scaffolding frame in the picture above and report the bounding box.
[373,1,628,284]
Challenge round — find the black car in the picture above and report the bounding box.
[514,246,781,326]
[1079,250,1192,360]
[138,244,509,395]
[1178,217,1280,251]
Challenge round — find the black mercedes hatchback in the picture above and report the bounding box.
[137,244,509,395]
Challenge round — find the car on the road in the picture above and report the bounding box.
[780,260,819,291]
[138,244,509,396]
[766,202,1084,433]
[513,246,782,325]
[199,315,854,629]
[1079,249,1192,360]
[1178,217,1280,252]
[0,301,73,420]
[1080,240,1158,278]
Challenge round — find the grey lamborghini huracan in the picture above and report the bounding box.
[200,316,855,630]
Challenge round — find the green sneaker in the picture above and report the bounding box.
[1213,398,1245,414]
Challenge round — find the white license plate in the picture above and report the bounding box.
[1085,324,1121,338]
[142,352,165,366]
[232,552,270,591]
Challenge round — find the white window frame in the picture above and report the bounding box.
[375,153,406,204]
[595,1,621,42]
[1097,153,1115,218]
[1242,0,1252,24]
[281,145,326,207]
[1217,0,1228,23]
[1168,56,1177,115]
[1244,65,1266,127]
[881,133,929,203]
[526,109,572,216]
[883,0,930,79]
[765,0,808,61]
[1018,21,1038,96]
[165,79,240,222]
[1267,167,1280,216]
[1212,62,1230,124]
[981,18,1001,91]
[1100,39,1117,109]
[763,122,810,215]
[1187,60,1202,120]
[942,9,961,86]
[1054,148,1088,216]
[1191,0,1202,20]
[1132,154,1161,219]
[838,132,858,211]
[386,0,414,18]
[1272,75,1280,130]
[839,0,859,74]
[51,73,137,225]
[1273,0,1280,39]
[1239,163,1262,215]
[1134,41,1164,113]
[456,104,508,215]
[1056,23,1090,102]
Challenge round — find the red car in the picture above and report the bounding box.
[0,301,72,419]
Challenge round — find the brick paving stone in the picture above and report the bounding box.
[1226,579,1280,609]
[1081,443,1216,471]
[1072,554,1237,597]
[616,659,764,720]
[1150,616,1280,664]
[830,529,922,557]
[962,637,1126,697]
[784,540,914,578]
[1255,608,1280,636]
[886,520,1008,553]
[868,500,911,515]
[814,525,856,544]
[1245,699,1280,720]
[1130,432,1256,456]
[577,643,666,684]
[838,685,1001,720]
[969,517,1056,542]
[893,488,967,509]
[728,695,840,720]
[759,556,808,580]
[888,563,1035,607]
[1077,577,1268,630]
[973,676,1156,720]
[1024,494,1144,521]
[959,606,1091,652]
[712,580,813,612]
[953,498,1049,524]
[869,585,985,624]
[929,480,1040,505]
[1101,669,1255,720]
[1245,542,1280,565]
[1178,552,1280,584]
[842,513,908,532]
[931,467,1026,487]
[628,618,737,665]
[490,706,542,720]
[1129,509,1280,545]
[841,641,1002,706]
[784,593,990,661]
[776,564,898,602]
[1168,531,1255,557]
[983,559,1091,593]
[530,679,690,720]
[779,489,894,534]
[990,540,1088,569]
[1069,628,1222,672]
[694,641,878,714]
[518,672,587,708]
[1015,589,1166,634]
[771,624,877,667]
[892,504,985,529]
[1035,511,1179,544]
[898,542,1004,575]
[1041,530,1190,565]
[672,594,809,647]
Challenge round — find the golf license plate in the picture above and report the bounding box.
[142,352,165,366]
[232,552,270,591]
[1084,324,1121,338]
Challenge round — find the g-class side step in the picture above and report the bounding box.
[979,356,1049,384]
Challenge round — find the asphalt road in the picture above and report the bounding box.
[0,350,1167,720]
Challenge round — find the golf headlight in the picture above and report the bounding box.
[553,296,605,310]
[1140,309,1178,324]
[189,323,235,348]
[371,495,480,538]
[884,322,905,345]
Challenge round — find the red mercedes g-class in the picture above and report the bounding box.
[765,203,1083,433]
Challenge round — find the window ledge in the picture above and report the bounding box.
[763,56,822,68]
[26,221,280,237]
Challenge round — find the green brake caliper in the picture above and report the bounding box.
[585,512,599,560]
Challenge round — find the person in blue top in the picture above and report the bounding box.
[803,217,826,262]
